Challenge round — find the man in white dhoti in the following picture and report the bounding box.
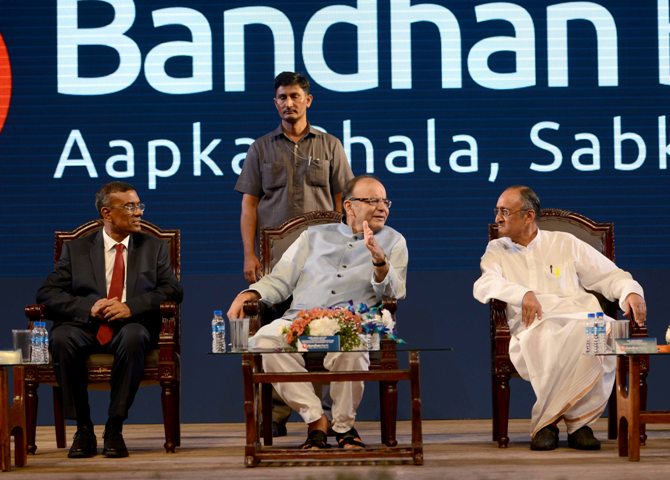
[473,186,647,451]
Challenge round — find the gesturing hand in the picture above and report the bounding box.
[363,221,385,264]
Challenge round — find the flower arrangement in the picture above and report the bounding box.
[357,304,399,339]
[283,301,402,351]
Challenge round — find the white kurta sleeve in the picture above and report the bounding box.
[573,238,644,309]
[473,244,531,306]
[371,235,408,300]
[249,230,309,305]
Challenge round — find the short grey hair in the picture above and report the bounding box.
[95,181,136,217]
[508,185,541,220]
[341,175,385,223]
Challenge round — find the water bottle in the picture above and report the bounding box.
[43,322,50,362]
[30,321,49,363]
[211,310,226,353]
[595,311,607,354]
[38,321,49,363]
[30,322,40,363]
[592,313,601,354]
[585,313,596,355]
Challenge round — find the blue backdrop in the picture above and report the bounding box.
[0,1,669,427]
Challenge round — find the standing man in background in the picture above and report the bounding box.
[235,71,353,436]
[235,71,353,283]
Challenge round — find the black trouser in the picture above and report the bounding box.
[50,322,150,424]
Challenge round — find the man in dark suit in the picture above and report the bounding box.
[37,181,183,459]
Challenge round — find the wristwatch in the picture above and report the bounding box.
[372,256,387,267]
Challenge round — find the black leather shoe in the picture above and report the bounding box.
[530,424,559,451]
[68,426,97,458]
[102,429,129,458]
[568,426,601,450]
[272,421,287,438]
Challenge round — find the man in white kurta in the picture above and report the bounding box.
[227,176,408,450]
[473,186,647,451]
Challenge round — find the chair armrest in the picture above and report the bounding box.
[381,297,397,316]
[243,299,264,336]
[160,301,178,318]
[25,304,46,328]
[490,299,510,333]
[159,301,180,355]
[243,297,295,335]
[625,310,648,338]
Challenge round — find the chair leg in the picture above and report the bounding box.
[492,372,510,448]
[1,368,11,471]
[160,379,178,453]
[52,386,66,448]
[261,384,273,446]
[24,380,38,455]
[607,387,617,439]
[174,383,181,447]
[379,381,398,447]
[640,370,648,445]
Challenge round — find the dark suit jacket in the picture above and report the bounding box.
[37,230,183,340]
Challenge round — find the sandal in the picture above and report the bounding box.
[300,429,330,450]
[335,427,366,449]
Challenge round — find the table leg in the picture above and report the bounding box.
[616,356,629,458]
[627,357,641,461]
[242,354,259,467]
[617,355,641,461]
[0,367,10,472]
[409,351,423,465]
[11,367,26,468]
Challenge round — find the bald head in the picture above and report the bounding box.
[342,175,390,234]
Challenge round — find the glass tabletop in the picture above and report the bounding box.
[209,346,453,354]
[0,350,49,365]
[597,346,670,356]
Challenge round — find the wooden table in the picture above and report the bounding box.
[616,352,670,461]
[240,349,425,467]
[0,365,27,471]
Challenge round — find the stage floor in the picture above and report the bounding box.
[5,419,670,478]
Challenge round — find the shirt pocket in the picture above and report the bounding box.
[306,157,329,187]
[543,263,575,294]
[261,159,287,191]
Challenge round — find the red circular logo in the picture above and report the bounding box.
[0,33,12,134]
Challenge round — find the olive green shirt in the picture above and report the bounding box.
[235,125,353,237]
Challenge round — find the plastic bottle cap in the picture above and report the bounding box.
[213,310,223,316]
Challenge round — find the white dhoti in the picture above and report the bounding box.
[249,319,370,433]
[510,313,616,437]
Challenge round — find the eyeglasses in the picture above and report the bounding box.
[494,207,528,217]
[108,203,146,214]
[348,197,392,208]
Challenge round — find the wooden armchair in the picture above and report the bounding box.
[242,211,401,447]
[24,219,181,453]
[489,208,649,447]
